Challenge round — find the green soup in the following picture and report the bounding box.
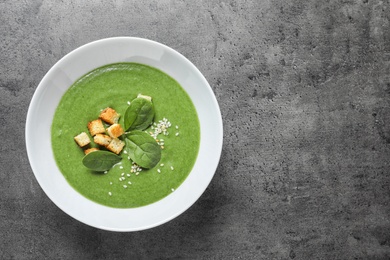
[51,63,200,208]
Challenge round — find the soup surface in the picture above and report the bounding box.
[51,62,200,208]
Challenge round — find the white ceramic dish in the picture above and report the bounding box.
[25,37,223,232]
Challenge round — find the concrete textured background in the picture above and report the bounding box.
[1,0,390,259]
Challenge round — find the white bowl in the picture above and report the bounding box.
[25,37,223,231]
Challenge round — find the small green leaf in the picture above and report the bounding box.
[125,130,161,168]
[124,97,155,131]
[82,150,122,172]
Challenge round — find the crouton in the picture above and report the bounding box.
[99,107,120,124]
[106,123,124,138]
[87,119,105,136]
[74,132,90,147]
[84,147,99,155]
[107,138,125,154]
[93,134,112,147]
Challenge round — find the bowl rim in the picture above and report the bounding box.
[25,37,223,231]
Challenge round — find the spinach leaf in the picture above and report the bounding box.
[82,150,122,172]
[124,97,155,131]
[125,130,161,168]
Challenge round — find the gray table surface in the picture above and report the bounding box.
[1,0,390,259]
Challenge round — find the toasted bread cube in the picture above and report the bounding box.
[87,119,105,136]
[84,147,99,155]
[74,132,90,147]
[93,134,112,147]
[107,138,125,154]
[99,107,120,124]
[106,123,124,138]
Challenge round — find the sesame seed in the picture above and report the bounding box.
[127,101,131,105]
[175,132,179,136]
[104,171,108,174]
[123,185,127,188]
[176,125,179,129]
[128,181,132,184]
[119,178,122,181]
[160,163,164,167]
[171,188,175,192]
[157,169,161,173]
[120,166,123,169]
[171,166,174,170]
[108,192,112,196]
[127,174,130,177]
[110,182,112,185]
[128,156,131,160]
